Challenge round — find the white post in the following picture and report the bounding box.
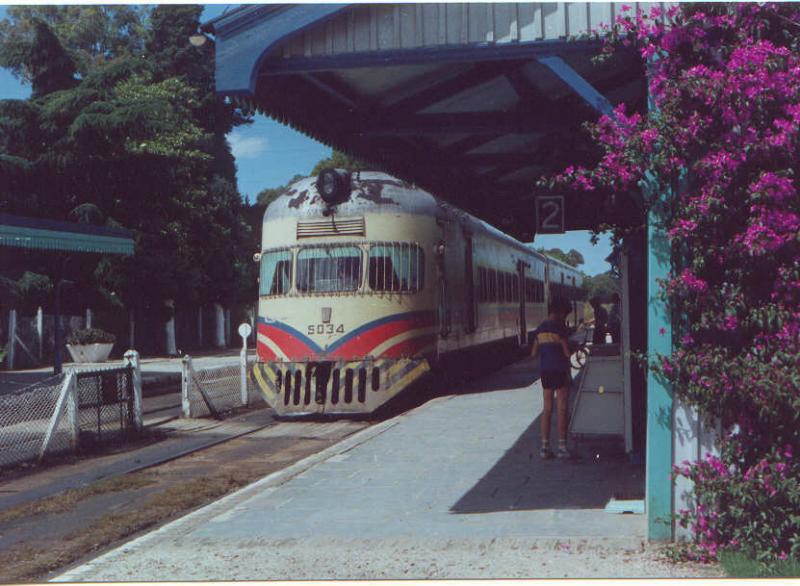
[238,323,251,407]
[36,306,43,361]
[65,369,79,450]
[85,307,93,329]
[225,308,232,346]
[165,300,177,356]
[124,350,143,431]
[128,308,136,349]
[40,369,78,460]
[197,306,203,348]
[6,309,16,369]
[181,355,192,418]
[214,303,225,348]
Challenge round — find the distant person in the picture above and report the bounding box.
[608,293,622,344]
[589,297,608,345]
[530,297,572,460]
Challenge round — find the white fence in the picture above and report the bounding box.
[180,353,261,418]
[0,351,143,469]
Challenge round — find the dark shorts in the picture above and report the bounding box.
[541,371,571,390]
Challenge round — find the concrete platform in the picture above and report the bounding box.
[53,357,669,581]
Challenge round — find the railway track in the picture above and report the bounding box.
[0,411,370,583]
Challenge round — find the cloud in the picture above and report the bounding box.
[228,132,268,159]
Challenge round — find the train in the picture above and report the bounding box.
[251,169,584,416]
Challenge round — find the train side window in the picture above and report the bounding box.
[368,243,425,292]
[488,269,497,302]
[260,250,292,296]
[496,271,503,303]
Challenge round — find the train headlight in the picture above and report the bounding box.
[316,168,351,206]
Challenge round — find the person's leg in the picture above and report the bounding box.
[540,387,554,457]
[556,386,569,441]
[556,380,570,458]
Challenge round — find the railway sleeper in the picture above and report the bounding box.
[250,358,430,416]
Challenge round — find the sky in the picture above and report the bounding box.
[0,4,614,276]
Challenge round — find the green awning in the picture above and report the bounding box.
[0,214,134,255]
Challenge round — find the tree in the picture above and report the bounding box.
[582,271,619,301]
[0,10,257,348]
[310,150,373,175]
[550,4,800,565]
[256,174,304,209]
[537,247,585,268]
[0,6,147,80]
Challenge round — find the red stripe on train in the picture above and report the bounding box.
[257,323,314,360]
[380,333,437,359]
[328,315,434,359]
[256,340,277,361]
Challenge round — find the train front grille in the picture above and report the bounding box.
[274,364,380,407]
[252,358,430,415]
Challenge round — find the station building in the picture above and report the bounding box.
[205,2,714,541]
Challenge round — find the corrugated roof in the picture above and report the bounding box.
[0,214,134,255]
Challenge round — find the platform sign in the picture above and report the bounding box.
[535,196,566,234]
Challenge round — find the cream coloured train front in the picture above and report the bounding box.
[251,170,583,416]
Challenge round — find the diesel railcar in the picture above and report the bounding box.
[251,170,583,416]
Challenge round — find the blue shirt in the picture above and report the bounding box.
[534,319,570,374]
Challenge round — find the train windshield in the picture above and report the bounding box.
[260,250,292,296]
[297,246,362,293]
[368,243,424,292]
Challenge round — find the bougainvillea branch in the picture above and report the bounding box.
[546,3,800,566]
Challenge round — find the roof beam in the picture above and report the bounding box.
[537,55,614,117]
[386,61,521,117]
[440,134,501,157]
[300,73,361,110]
[356,111,567,137]
[257,39,605,77]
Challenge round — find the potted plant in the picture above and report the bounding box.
[66,328,116,363]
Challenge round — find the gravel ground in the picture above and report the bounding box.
[58,536,724,580]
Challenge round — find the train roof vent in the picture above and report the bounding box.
[297,216,366,238]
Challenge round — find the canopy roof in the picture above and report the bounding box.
[0,214,134,255]
[207,3,657,240]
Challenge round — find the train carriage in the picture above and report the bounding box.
[251,170,583,416]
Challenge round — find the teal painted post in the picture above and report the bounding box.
[643,52,675,541]
[645,190,673,541]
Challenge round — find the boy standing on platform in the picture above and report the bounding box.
[530,298,573,459]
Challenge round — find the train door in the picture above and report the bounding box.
[434,236,450,339]
[464,232,476,333]
[436,220,453,339]
[517,260,528,345]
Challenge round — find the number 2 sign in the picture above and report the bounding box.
[535,196,565,234]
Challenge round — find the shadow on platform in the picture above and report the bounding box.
[450,397,644,514]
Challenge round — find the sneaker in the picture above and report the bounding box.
[539,446,554,459]
[556,446,571,459]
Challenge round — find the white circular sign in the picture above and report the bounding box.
[238,323,252,338]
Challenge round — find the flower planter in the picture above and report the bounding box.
[66,343,113,364]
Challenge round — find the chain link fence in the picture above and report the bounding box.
[75,366,137,449]
[0,373,70,468]
[181,352,262,418]
[0,352,143,470]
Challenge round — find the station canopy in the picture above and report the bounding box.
[0,213,134,256]
[206,3,654,240]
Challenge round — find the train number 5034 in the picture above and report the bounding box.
[307,324,345,335]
